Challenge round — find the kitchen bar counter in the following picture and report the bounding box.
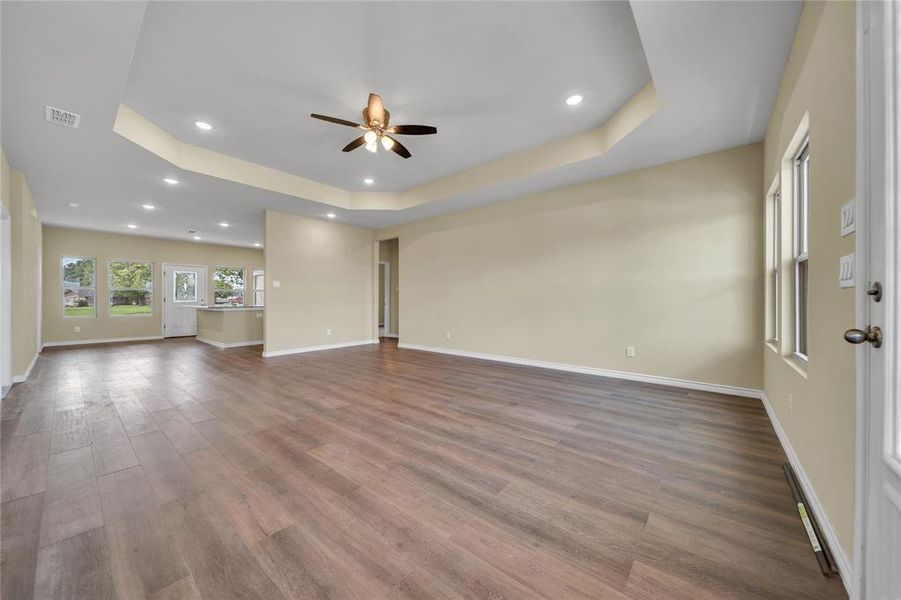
[195,306,264,348]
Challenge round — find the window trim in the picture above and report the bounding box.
[61,256,97,319]
[792,139,810,362]
[107,259,154,318]
[767,188,781,347]
[252,268,264,307]
[213,266,246,307]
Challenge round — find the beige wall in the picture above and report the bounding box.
[2,149,43,378]
[762,1,856,558]
[264,210,374,354]
[377,144,764,390]
[379,238,399,335]
[42,226,263,344]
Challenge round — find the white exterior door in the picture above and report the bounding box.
[163,264,206,337]
[857,4,901,597]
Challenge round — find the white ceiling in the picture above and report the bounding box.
[123,1,651,193]
[1,1,801,248]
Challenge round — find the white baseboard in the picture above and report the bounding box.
[382,333,400,339]
[196,337,263,349]
[397,343,763,399]
[42,335,163,348]
[760,393,852,593]
[262,339,378,358]
[12,352,39,383]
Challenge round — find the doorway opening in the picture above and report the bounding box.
[377,238,399,339]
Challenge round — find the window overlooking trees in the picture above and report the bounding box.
[214,267,245,306]
[62,257,96,317]
[109,260,153,316]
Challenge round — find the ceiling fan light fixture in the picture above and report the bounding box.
[310,93,437,160]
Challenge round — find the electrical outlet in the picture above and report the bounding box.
[626,346,636,358]
[326,328,332,336]
[445,331,451,340]
[74,325,81,333]
[788,393,793,414]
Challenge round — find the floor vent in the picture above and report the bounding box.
[45,105,80,129]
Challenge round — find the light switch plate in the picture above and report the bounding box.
[840,253,855,288]
[840,201,855,236]
[272,280,281,288]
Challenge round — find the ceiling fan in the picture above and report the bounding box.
[311,93,437,159]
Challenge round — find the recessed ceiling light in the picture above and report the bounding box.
[163,178,179,185]
[326,213,336,219]
[363,178,374,185]
[127,224,137,229]
[142,204,155,210]
[219,222,229,228]
[194,121,212,131]
[253,242,262,247]
[67,202,80,209]
[565,94,583,106]
[193,235,202,240]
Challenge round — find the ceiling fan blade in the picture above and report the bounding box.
[367,93,386,126]
[311,114,362,128]
[385,136,411,159]
[388,125,438,136]
[342,136,366,152]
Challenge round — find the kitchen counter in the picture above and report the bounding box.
[187,305,264,312]
[195,306,264,348]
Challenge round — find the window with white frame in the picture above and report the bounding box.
[768,191,781,344]
[793,141,809,360]
[213,267,245,306]
[252,269,264,307]
[62,257,96,317]
[109,260,153,316]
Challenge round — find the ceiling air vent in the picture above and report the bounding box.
[45,105,80,129]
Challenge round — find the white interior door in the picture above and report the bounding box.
[163,264,206,337]
[857,4,901,597]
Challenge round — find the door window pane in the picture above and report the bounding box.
[174,271,197,302]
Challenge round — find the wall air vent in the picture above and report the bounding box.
[45,105,80,129]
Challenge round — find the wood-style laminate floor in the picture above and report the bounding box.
[1,338,846,599]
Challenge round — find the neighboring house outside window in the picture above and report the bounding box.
[62,257,96,317]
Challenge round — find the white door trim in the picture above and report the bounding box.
[0,204,12,397]
[379,260,390,334]
[854,2,901,597]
